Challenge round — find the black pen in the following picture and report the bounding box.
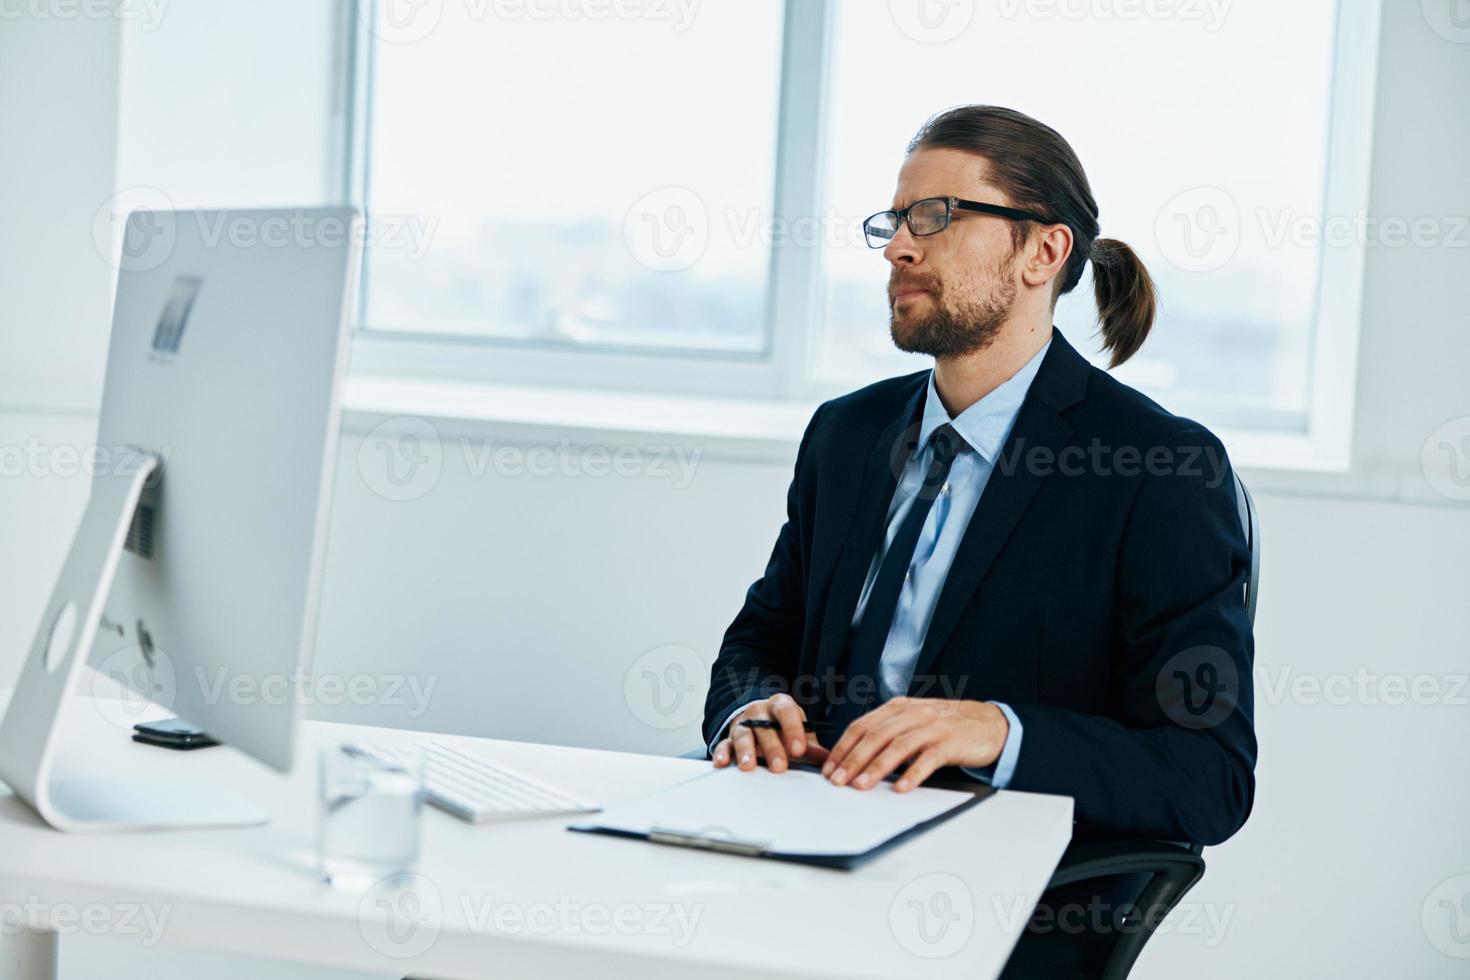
[739,719,835,732]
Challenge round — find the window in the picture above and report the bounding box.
[818,1,1337,434]
[360,0,785,354]
[349,0,1378,468]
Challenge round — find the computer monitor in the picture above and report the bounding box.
[0,207,359,831]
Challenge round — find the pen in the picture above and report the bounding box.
[739,719,835,732]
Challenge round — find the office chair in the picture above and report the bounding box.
[680,473,1262,979]
[1036,470,1260,979]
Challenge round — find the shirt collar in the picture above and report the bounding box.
[918,338,1052,464]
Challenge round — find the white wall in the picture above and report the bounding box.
[1139,494,1470,976]
[0,7,120,676]
[112,0,344,207]
[1,1,1467,977]
[312,415,784,755]
[0,8,120,410]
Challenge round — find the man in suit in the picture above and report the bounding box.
[701,105,1256,974]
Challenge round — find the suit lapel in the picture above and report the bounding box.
[907,331,1090,691]
[811,379,926,687]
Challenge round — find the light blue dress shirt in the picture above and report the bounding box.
[714,340,1052,790]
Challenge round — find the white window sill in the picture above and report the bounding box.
[341,374,1466,508]
[341,374,820,464]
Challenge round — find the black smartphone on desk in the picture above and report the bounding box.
[132,717,220,750]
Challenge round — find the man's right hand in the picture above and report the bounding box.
[711,693,829,773]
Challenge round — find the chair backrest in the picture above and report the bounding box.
[1033,472,1262,980]
[1232,471,1261,626]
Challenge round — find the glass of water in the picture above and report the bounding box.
[318,744,424,888]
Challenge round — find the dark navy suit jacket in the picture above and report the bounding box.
[703,330,1256,845]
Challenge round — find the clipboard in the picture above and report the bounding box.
[568,765,993,871]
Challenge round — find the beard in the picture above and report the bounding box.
[888,262,1016,358]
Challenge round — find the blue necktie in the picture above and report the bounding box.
[827,423,967,736]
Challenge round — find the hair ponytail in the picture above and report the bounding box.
[1090,238,1156,367]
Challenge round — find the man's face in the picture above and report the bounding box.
[883,147,1023,358]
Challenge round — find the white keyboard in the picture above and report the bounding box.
[350,739,599,824]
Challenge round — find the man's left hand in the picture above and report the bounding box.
[821,697,1009,792]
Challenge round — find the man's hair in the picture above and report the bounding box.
[908,105,1157,367]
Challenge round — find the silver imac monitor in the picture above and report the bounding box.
[0,207,359,831]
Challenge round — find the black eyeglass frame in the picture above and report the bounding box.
[862,196,1053,248]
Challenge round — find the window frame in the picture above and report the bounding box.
[338,0,1382,472]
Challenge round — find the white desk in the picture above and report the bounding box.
[0,692,1073,980]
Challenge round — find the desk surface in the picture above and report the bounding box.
[0,690,1073,980]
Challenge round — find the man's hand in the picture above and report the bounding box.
[821,697,1009,792]
[711,693,829,773]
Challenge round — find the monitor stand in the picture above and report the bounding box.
[0,454,268,832]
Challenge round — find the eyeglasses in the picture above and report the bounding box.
[863,196,1052,249]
